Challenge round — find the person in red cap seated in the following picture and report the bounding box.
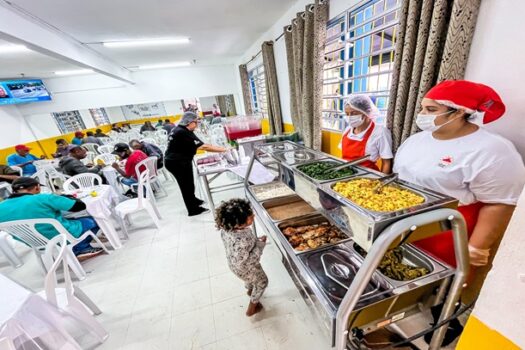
[394,80,525,302]
[7,144,44,176]
[71,131,84,145]
[339,94,393,173]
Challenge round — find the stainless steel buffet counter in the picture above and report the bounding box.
[243,141,470,350]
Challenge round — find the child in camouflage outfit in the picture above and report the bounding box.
[215,198,268,316]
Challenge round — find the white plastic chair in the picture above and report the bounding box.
[156,129,168,137]
[114,170,162,238]
[0,218,108,280]
[97,137,111,145]
[134,156,168,197]
[80,151,97,166]
[0,231,23,268]
[0,182,12,198]
[31,169,53,193]
[0,337,16,350]
[9,166,23,176]
[39,235,108,344]
[41,164,69,192]
[93,154,117,166]
[63,173,103,192]
[96,144,114,154]
[82,143,99,154]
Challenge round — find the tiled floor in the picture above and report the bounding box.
[0,175,332,350]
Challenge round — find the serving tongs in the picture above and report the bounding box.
[373,173,399,194]
[321,154,370,175]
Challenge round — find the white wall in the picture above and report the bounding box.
[0,106,34,148]
[199,96,218,111]
[464,0,525,159]
[462,0,525,346]
[0,63,241,146]
[235,0,362,122]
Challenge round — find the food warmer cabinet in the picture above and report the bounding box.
[244,141,469,350]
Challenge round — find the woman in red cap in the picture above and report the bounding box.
[71,131,84,146]
[339,94,394,173]
[394,80,525,301]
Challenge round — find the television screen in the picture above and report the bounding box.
[0,79,52,105]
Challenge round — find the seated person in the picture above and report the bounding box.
[163,119,175,133]
[155,119,164,128]
[140,121,156,134]
[52,139,69,158]
[94,128,108,138]
[82,131,103,145]
[7,144,44,176]
[59,145,103,177]
[129,139,164,169]
[111,143,147,186]
[0,164,20,183]
[71,131,84,145]
[0,177,104,260]
[111,123,123,133]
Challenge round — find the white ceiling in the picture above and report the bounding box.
[0,38,83,79]
[0,0,295,78]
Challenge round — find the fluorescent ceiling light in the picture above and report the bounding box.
[54,69,94,76]
[0,45,29,53]
[137,61,191,70]
[103,38,190,48]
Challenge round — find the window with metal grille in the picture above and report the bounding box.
[248,64,267,118]
[52,110,86,134]
[89,108,110,126]
[322,0,401,131]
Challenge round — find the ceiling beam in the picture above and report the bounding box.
[0,2,134,84]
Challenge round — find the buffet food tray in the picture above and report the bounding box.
[276,213,352,255]
[292,158,368,184]
[261,195,316,222]
[247,181,296,201]
[320,173,458,251]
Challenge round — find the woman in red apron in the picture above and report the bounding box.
[393,80,525,300]
[340,95,394,173]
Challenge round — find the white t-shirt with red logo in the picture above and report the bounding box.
[393,128,525,205]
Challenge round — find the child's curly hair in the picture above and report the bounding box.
[215,198,253,231]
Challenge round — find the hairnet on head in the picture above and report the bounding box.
[344,95,379,118]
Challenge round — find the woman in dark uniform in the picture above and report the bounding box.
[165,112,226,216]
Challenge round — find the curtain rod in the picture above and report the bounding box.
[244,0,323,66]
[244,31,285,65]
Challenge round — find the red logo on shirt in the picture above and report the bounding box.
[438,156,453,168]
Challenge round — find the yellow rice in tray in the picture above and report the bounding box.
[333,178,425,212]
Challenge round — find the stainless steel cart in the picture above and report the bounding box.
[244,141,469,350]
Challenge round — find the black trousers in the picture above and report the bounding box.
[165,159,200,214]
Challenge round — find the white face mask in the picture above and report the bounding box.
[416,110,456,132]
[347,114,365,128]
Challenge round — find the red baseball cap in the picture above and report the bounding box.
[14,144,31,151]
[75,131,84,137]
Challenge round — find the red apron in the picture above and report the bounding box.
[414,202,484,268]
[341,122,379,171]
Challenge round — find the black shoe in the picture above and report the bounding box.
[195,198,205,206]
[75,247,104,262]
[188,207,210,216]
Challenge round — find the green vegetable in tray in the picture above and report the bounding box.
[297,161,356,181]
[355,245,429,281]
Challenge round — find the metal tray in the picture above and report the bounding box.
[293,158,366,184]
[261,195,317,222]
[248,181,296,202]
[272,149,326,166]
[324,174,433,217]
[300,243,392,309]
[256,141,303,154]
[276,213,352,255]
[351,243,447,289]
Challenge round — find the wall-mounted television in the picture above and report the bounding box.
[0,79,52,105]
